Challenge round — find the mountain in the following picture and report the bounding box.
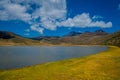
[31,29,109,45]
[94,29,105,32]
[0,30,120,47]
[0,31,15,39]
[59,30,109,45]
[33,36,60,40]
[94,29,108,35]
[32,36,61,44]
[0,31,40,45]
[64,31,82,37]
[104,31,120,47]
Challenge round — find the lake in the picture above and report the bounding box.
[0,46,107,70]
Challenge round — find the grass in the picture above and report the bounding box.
[0,46,120,80]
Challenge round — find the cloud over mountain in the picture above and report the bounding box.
[0,0,112,34]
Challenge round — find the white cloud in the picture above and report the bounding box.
[4,3,31,22]
[0,10,9,21]
[57,13,91,27]
[30,24,44,34]
[0,0,112,34]
[0,0,31,22]
[32,0,66,30]
[92,15,103,19]
[57,13,112,28]
[89,21,112,28]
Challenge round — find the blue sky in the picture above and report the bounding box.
[0,0,120,37]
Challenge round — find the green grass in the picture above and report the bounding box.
[0,46,120,80]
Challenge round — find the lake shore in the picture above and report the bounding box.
[0,43,109,47]
[0,46,120,80]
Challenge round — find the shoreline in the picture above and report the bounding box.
[0,44,110,47]
[0,46,110,71]
[0,46,120,80]
[0,45,109,71]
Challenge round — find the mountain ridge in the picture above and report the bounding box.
[0,30,120,47]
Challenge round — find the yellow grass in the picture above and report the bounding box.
[0,46,120,80]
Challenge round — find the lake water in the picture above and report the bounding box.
[0,46,107,70]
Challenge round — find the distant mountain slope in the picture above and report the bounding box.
[64,31,82,37]
[32,36,61,44]
[104,31,120,47]
[31,29,112,45]
[0,31,40,45]
[60,30,109,45]
[0,31,15,39]
[32,29,109,45]
[0,30,120,47]
[33,36,60,41]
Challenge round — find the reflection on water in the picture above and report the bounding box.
[0,46,107,69]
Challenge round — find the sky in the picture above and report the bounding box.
[0,0,120,37]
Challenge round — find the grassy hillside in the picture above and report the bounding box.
[60,32,108,45]
[104,31,120,47]
[0,46,120,80]
[35,31,109,45]
[0,31,42,46]
[0,30,120,47]
[35,31,120,47]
